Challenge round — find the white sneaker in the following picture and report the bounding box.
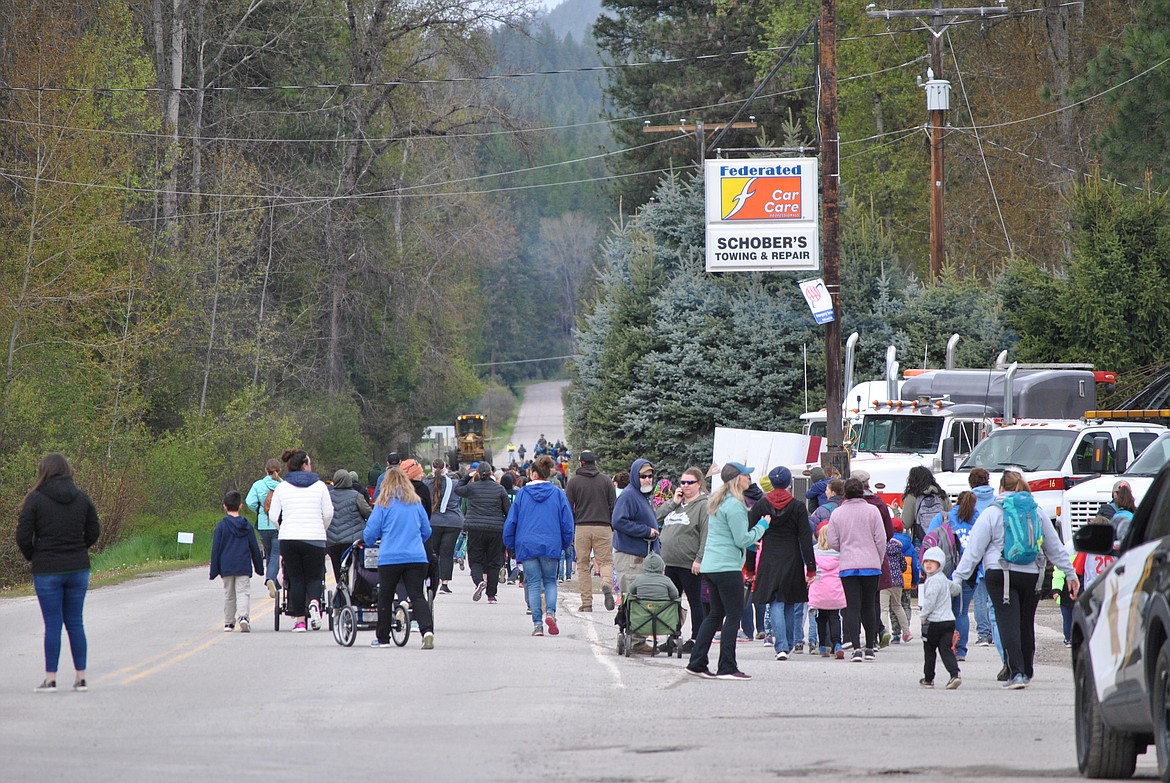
[238,617,250,633]
[308,600,322,630]
[266,579,277,599]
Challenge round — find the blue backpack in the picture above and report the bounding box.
[999,493,1042,565]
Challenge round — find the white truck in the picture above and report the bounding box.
[1058,428,1170,542]
[793,361,1120,513]
[935,420,1165,547]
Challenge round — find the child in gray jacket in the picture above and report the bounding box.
[919,546,962,689]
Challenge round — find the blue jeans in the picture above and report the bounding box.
[524,557,559,626]
[558,546,575,580]
[954,581,975,657]
[34,570,90,673]
[973,579,992,639]
[797,602,817,647]
[259,529,280,587]
[769,601,798,654]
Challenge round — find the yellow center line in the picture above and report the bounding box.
[100,573,338,686]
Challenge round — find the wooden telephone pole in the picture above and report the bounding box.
[866,0,1008,280]
[642,119,758,164]
[819,0,849,476]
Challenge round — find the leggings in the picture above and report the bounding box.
[467,531,504,599]
[984,569,1041,678]
[665,565,705,640]
[432,527,461,581]
[376,563,433,642]
[281,539,325,617]
[815,608,842,650]
[841,574,880,651]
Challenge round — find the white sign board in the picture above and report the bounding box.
[703,158,820,272]
[710,426,826,491]
[798,277,834,324]
[177,531,194,545]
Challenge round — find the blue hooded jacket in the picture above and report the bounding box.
[503,480,574,561]
[362,499,431,566]
[611,459,660,556]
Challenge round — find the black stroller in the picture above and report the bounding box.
[331,544,409,647]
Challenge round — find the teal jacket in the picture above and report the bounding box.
[700,496,767,574]
[246,475,281,531]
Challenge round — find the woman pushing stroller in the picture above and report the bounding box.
[362,466,435,650]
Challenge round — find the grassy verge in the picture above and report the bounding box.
[0,510,222,597]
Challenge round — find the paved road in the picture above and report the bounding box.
[503,379,569,459]
[1,568,1150,781]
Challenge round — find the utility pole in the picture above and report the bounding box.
[866,0,1008,280]
[642,119,758,164]
[819,0,849,478]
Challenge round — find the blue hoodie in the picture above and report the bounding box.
[893,531,920,587]
[972,484,995,514]
[503,480,575,561]
[611,458,660,556]
[362,499,431,566]
[210,514,264,579]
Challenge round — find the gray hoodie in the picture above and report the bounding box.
[919,546,962,622]
[629,553,679,602]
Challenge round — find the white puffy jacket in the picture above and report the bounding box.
[268,472,333,542]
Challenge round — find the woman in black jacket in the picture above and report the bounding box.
[15,454,101,693]
[454,463,510,602]
[749,466,815,661]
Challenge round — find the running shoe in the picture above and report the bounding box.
[863,649,877,661]
[223,624,235,632]
[370,638,390,648]
[1004,673,1028,690]
[685,666,715,678]
[878,630,892,649]
[545,614,560,636]
[487,596,497,604]
[473,580,487,601]
[532,625,544,636]
[793,642,804,654]
[439,584,453,594]
[34,680,57,694]
[946,675,962,690]
[850,650,864,663]
[73,679,87,692]
[775,651,789,661]
[919,678,934,689]
[902,630,913,643]
[266,579,277,599]
[422,632,434,650]
[238,617,250,633]
[292,622,307,633]
[717,671,752,681]
[308,600,322,630]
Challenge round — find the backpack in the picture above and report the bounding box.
[999,494,1042,565]
[885,538,906,579]
[921,520,962,577]
[913,492,944,545]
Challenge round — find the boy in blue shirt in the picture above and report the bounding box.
[210,490,264,632]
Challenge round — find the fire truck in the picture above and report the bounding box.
[793,360,1123,513]
[935,419,1164,547]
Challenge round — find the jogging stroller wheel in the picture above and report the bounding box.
[326,590,334,631]
[390,602,411,647]
[616,634,626,656]
[334,606,357,647]
[273,590,282,632]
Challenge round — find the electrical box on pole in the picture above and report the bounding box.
[923,78,951,111]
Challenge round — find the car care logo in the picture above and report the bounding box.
[720,176,803,221]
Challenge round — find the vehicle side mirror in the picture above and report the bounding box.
[940,437,955,474]
[1115,438,1129,473]
[1074,523,1115,555]
[1090,436,1111,473]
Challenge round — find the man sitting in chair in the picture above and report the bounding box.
[628,553,685,652]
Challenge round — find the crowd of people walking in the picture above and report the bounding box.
[14,441,1083,692]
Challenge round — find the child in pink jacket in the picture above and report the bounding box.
[809,524,846,658]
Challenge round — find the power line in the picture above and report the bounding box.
[472,354,579,367]
[950,128,1146,192]
[948,31,1013,257]
[0,56,928,145]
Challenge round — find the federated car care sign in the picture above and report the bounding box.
[703,157,820,272]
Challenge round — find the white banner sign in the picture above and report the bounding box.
[703,157,820,272]
[798,277,834,324]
